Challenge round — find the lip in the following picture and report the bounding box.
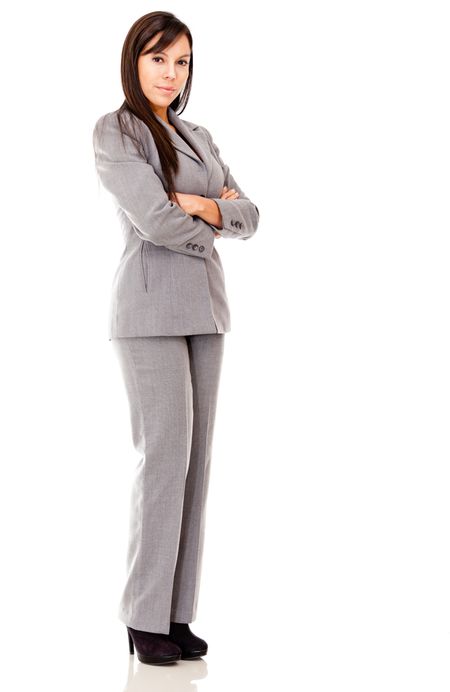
[157,86,176,92]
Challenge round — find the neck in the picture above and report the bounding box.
[152,106,169,123]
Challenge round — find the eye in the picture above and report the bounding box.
[151,57,190,66]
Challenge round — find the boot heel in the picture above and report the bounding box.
[126,625,182,665]
[127,629,134,655]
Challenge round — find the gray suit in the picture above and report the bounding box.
[92,106,260,339]
[92,106,258,635]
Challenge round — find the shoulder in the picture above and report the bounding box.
[92,108,150,160]
[93,108,120,132]
[94,107,209,137]
[93,108,146,139]
[92,108,150,154]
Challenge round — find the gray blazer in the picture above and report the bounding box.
[92,106,259,339]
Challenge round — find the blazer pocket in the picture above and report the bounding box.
[140,239,149,292]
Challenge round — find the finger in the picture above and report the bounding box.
[221,188,239,198]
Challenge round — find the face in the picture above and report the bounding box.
[137,31,191,116]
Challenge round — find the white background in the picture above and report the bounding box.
[1,1,449,690]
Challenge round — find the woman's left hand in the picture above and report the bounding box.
[169,192,202,216]
[170,192,225,238]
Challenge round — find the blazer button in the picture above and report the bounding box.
[192,243,198,250]
[186,242,193,248]
[199,245,205,252]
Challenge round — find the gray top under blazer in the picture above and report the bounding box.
[92,106,260,339]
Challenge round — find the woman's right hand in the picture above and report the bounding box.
[213,186,239,237]
[220,185,239,200]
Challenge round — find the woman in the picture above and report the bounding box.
[92,11,259,666]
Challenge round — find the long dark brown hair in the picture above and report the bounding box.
[116,11,194,202]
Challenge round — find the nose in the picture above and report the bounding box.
[163,63,176,80]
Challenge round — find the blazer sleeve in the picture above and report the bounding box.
[92,113,216,259]
[200,125,260,240]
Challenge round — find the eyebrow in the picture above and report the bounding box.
[151,50,191,58]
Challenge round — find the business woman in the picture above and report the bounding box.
[92,11,259,666]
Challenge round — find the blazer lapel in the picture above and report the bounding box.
[155,108,208,166]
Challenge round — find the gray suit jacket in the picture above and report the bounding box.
[92,106,259,339]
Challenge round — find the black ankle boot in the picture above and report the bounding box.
[127,626,182,665]
[167,621,208,659]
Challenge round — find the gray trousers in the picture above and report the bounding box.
[111,334,225,634]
